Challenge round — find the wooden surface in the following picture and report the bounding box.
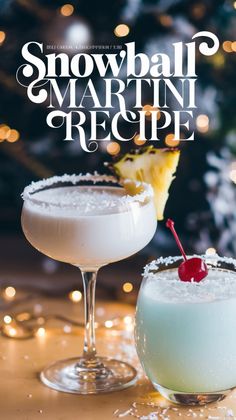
[1,297,236,420]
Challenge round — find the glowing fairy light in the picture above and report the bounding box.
[36,327,46,337]
[234,1,236,9]
[107,142,120,155]
[0,31,6,44]
[196,114,209,133]
[3,315,12,324]
[122,282,133,293]
[105,320,113,328]
[165,133,180,147]
[4,286,16,299]
[69,290,82,302]
[114,24,130,37]
[60,4,74,17]
[206,248,216,256]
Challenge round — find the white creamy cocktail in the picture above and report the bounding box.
[21,173,157,394]
[135,255,236,405]
[22,184,156,268]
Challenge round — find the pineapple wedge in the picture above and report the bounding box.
[111,146,180,221]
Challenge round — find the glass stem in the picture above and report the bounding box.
[81,270,98,360]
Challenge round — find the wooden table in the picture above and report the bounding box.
[1,296,236,420]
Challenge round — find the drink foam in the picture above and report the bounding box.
[143,256,236,303]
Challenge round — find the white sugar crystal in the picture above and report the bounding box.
[22,173,153,211]
[143,255,236,303]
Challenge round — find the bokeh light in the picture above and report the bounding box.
[60,4,74,17]
[196,114,209,133]
[0,125,10,141]
[231,41,236,52]
[104,320,113,328]
[4,286,16,299]
[222,41,232,53]
[36,327,46,337]
[122,282,133,293]
[134,134,146,146]
[114,24,130,37]
[165,133,180,147]
[69,290,82,302]
[229,168,236,183]
[7,129,20,143]
[107,142,120,155]
[206,247,217,255]
[0,31,6,44]
[3,315,12,324]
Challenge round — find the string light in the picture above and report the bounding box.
[69,290,82,302]
[60,4,74,17]
[196,114,209,133]
[122,282,133,293]
[206,247,216,255]
[134,134,146,146]
[3,315,12,324]
[0,31,6,44]
[36,327,46,337]
[114,24,130,37]
[234,1,236,9]
[4,286,16,299]
[165,133,180,147]
[107,142,120,155]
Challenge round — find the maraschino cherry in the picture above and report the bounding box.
[166,219,208,282]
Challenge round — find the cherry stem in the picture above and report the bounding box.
[166,219,187,262]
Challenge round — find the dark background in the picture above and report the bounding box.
[0,0,235,300]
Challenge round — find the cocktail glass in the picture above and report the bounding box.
[135,254,236,405]
[21,173,157,394]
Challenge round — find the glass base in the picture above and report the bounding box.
[155,383,234,405]
[40,356,137,394]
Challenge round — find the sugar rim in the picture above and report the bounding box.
[21,172,154,208]
[143,254,236,277]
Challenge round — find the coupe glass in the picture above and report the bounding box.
[135,254,236,405]
[21,173,157,394]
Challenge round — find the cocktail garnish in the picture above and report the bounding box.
[166,218,208,282]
